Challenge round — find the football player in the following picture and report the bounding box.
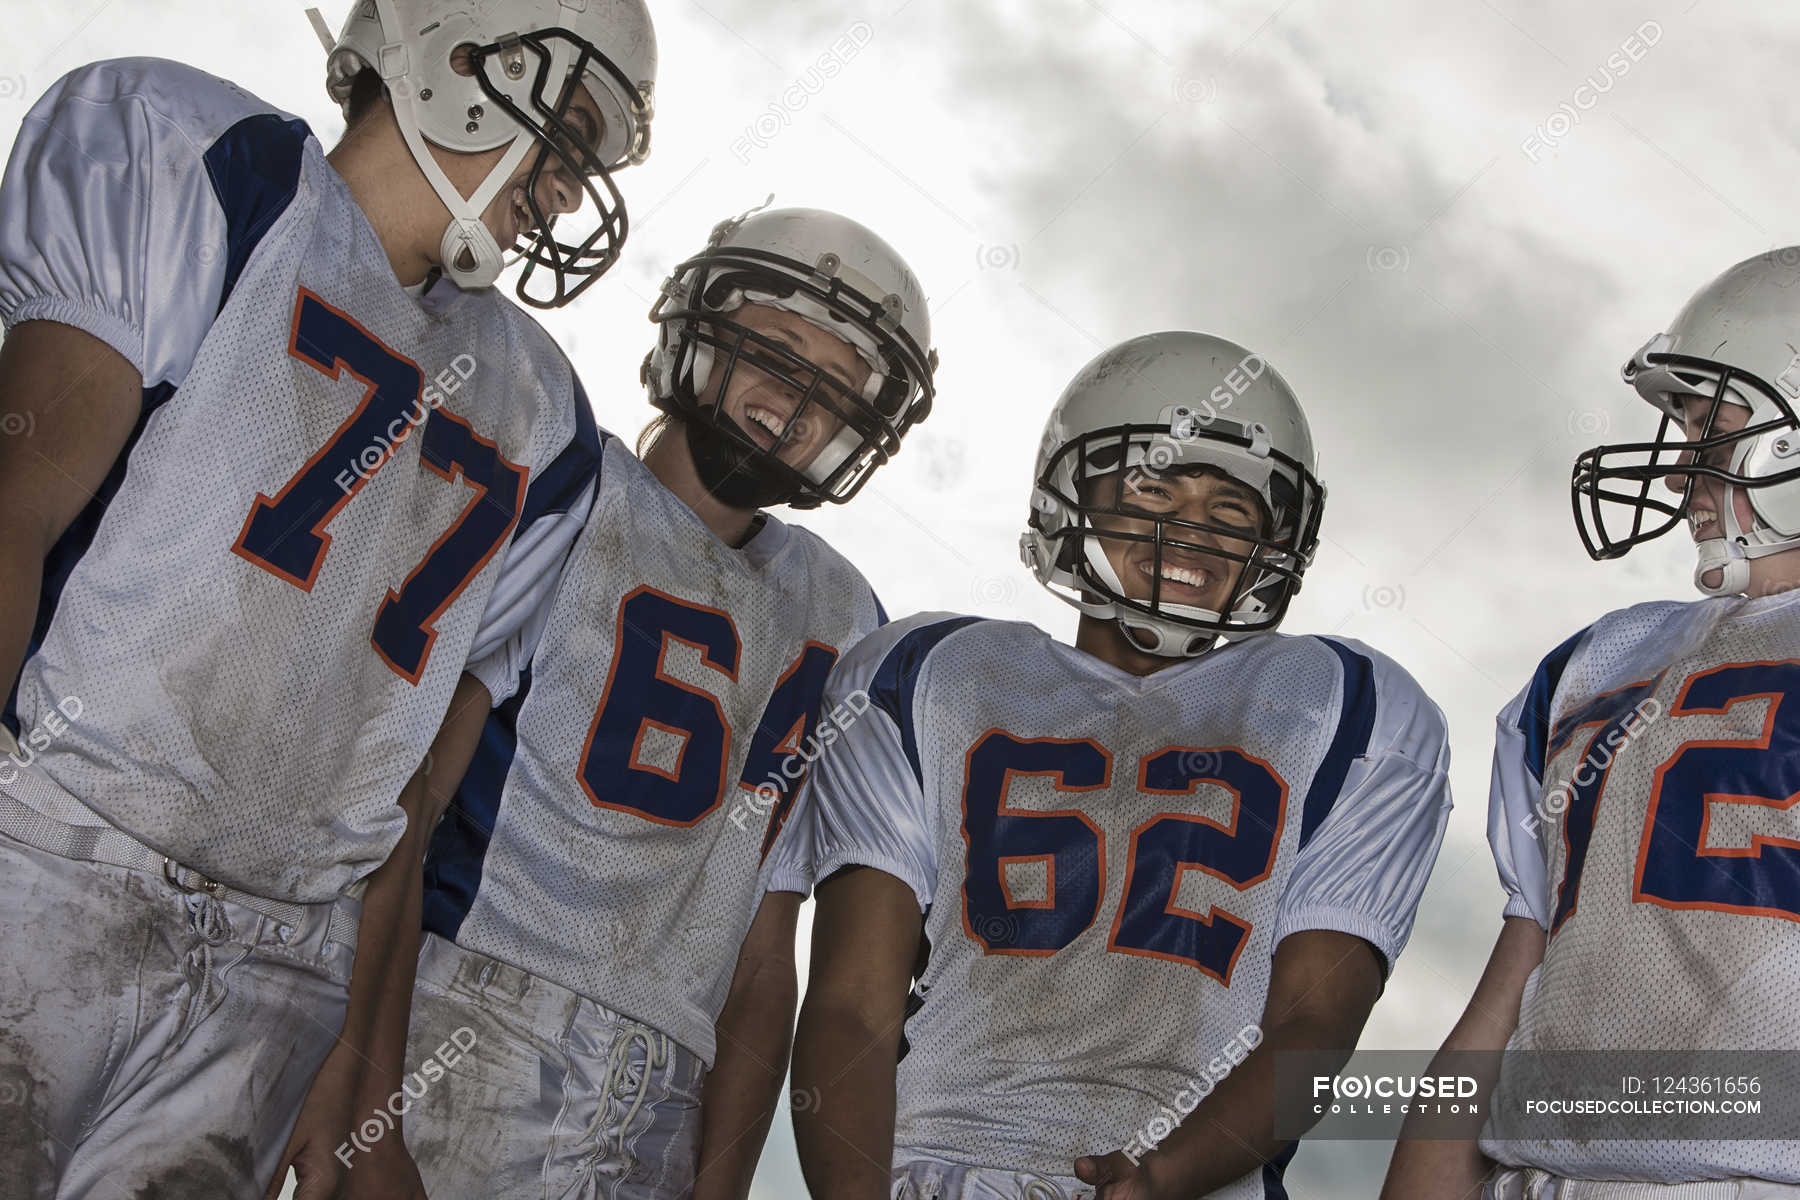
[342,206,935,1199]
[0,1,655,1196]
[790,332,1453,1199]
[1384,251,1800,1200]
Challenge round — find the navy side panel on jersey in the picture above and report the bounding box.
[204,114,310,305]
[1297,638,1378,851]
[514,378,603,535]
[422,418,607,940]
[423,666,534,943]
[3,113,309,737]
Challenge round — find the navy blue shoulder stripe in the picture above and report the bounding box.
[872,591,890,628]
[422,665,533,943]
[1519,625,1590,783]
[515,377,606,537]
[868,617,982,785]
[1298,638,1379,852]
[202,113,311,311]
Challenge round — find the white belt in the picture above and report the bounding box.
[1494,1170,1800,1200]
[0,768,359,951]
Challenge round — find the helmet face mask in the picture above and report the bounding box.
[1573,250,1800,595]
[669,307,886,508]
[325,0,657,305]
[467,28,652,308]
[645,209,937,511]
[1032,420,1322,653]
[1573,344,1800,574]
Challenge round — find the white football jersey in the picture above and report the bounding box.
[0,60,598,902]
[1484,590,1800,1182]
[421,438,883,1065]
[806,614,1452,1194]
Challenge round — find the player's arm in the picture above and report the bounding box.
[694,771,825,1200]
[1381,916,1544,1200]
[1076,929,1385,1199]
[0,323,143,697]
[273,671,493,1200]
[342,674,494,1105]
[692,889,804,1200]
[1083,643,1455,1198]
[785,618,945,1200]
[0,67,234,702]
[793,865,922,1200]
[1384,673,1559,1200]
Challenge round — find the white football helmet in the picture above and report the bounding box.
[324,0,656,306]
[1021,332,1326,656]
[643,204,938,510]
[1574,248,1800,595]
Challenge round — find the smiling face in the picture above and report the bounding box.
[1080,464,1270,616]
[695,302,870,475]
[1666,392,1757,545]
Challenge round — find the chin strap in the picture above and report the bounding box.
[305,7,335,53]
[371,0,562,290]
[1079,534,1222,658]
[1694,536,1750,596]
[1115,614,1215,658]
[1700,473,1792,596]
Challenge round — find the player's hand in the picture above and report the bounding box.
[266,1041,425,1200]
[271,1081,430,1200]
[338,1132,430,1200]
[268,1041,359,1200]
[1074,1149,1160,1200]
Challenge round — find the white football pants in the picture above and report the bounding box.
[0,822,355,1198]
[400,933,706,1199]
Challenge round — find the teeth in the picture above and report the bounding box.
[1144,563,1208,588]
[745,407,784,436]
[1690,509,1717,532]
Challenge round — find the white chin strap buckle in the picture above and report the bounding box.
[441,216,505,290]
[1694,536,1749,597]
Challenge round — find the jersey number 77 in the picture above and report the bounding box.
[232,289,528,684]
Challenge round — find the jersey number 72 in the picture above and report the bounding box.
[1553,661,1800,932]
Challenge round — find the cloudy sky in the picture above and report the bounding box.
[7,0,1794,1195]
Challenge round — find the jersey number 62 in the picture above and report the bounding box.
[961,731,1287,986]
